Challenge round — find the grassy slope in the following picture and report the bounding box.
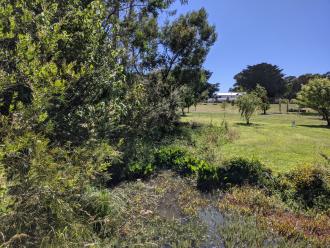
[181,104,330,173]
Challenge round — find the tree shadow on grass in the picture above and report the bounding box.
[298,124,330,129]
[235,122,264,127]
[300,112,320,117]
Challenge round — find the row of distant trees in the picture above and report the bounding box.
[180,62,330,122]
[234,77,330,126]
[231,63,330,102]
[227,63,330,126]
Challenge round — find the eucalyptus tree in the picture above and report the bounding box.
[102,2,217,139]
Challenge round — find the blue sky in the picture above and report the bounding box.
[171,0,330,91]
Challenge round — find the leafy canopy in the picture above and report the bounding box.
[236,93,261,125]
[254,84,270,114]
[298,78,330,126]
[233,63,286,99]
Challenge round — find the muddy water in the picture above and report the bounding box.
[157,191,183,220]
[155,174,225,247]
[158,197,225,248]
[198,206,225,248]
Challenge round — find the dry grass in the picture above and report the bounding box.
[103,172,324,247]
[218,187,330,246]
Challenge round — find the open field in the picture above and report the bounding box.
[181,104,330,173]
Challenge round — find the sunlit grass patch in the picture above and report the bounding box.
[181,104,330,173]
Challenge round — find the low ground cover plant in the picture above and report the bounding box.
[197,158,275,192]
[219,187,330,246]
[124,146,213,181]
[278,165,330,211]
[124,144,330,214]
[153,146,209,176]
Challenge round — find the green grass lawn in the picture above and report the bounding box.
[181,104,330,173]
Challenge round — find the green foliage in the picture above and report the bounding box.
[284,73,329,100]
[4,0,329,246]
[233,63,286,99]
[219,158,275,189]
[179,85,195,114]
[0,129,119,246]
[102,2,217,145]
[236,93,261,124]
[195,155,330,211]
[197,164,219,191]
[0,0,108,117]
[253,84,270,114]
[280,165,330,210]
[197,158,275,191]
[298,78,330,126]
[154,147,209,176]
[126,162,156,180]
[0,0,124,246]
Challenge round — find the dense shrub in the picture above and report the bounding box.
[107,162,126,186]
[197,164,219,191]
[197,158,275,191]
[0,133,118,247]
[219,158,275,189]
[153,147,208,176]
[280,166,330,210]
[126,162,156,180]
[79,188,126,240]
[106,147,211,184]
[153,147,186,169]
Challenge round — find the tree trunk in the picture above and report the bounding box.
[112,1,120,49]
[325,113,330,126]
[321,110,329,126]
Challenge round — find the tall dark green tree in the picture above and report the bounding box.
[156,8,217,114]
[233,63,286,100]
[284,73,328,100]
[103,4,217,140]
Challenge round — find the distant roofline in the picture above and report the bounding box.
[214,92,245,96]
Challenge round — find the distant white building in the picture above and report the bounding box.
[208,92,245,103]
